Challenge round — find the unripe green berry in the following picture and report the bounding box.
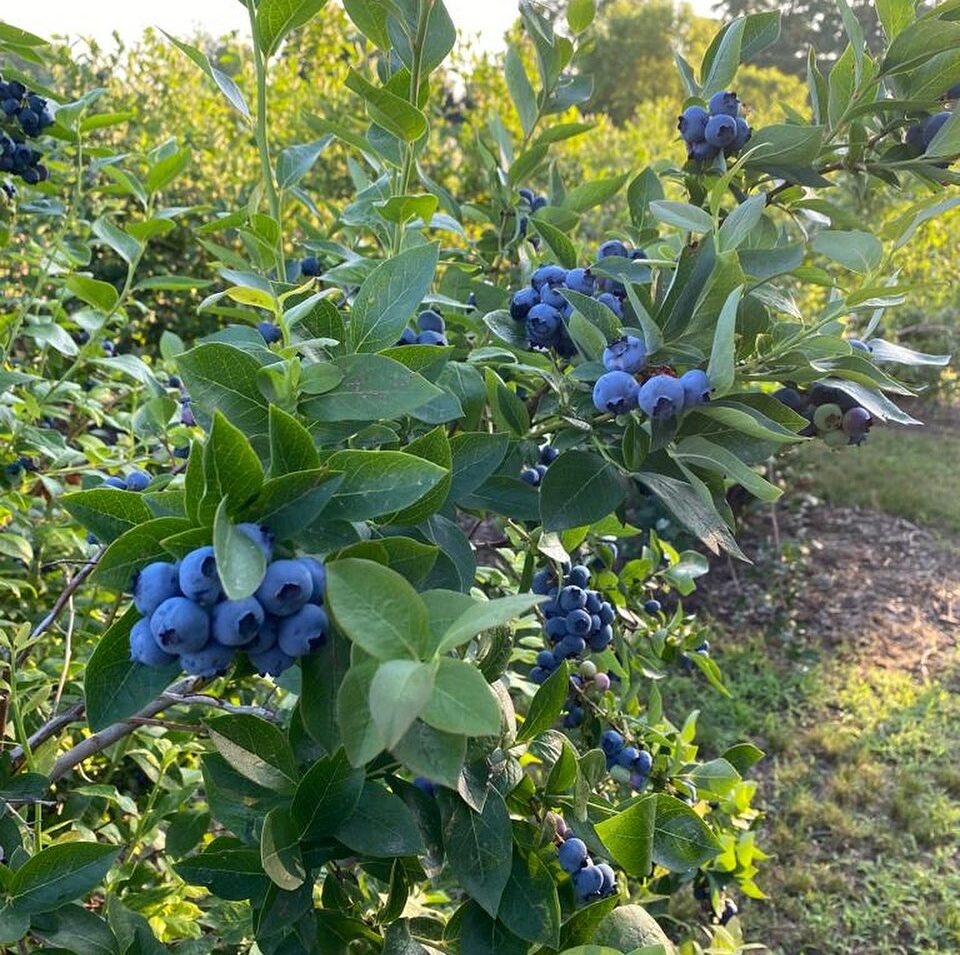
[579,660,598,679]
[610,764,632,784]
[823,429,848,448]
[813,402,843,432]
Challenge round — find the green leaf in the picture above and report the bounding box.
[505,45,537,136]
[277,137,331,189]
[563,175,630,214]
[323,449,447,522]
[561,289,621,343]
[743,124,824,169]
[700,16,745,96]
[325,558,430,660]
[246,468,343,539]
[345,69,428,142]
[291,749,365,839]
[60,488,154,544]
[335,782,423,857]
[200,411,264,522]
[459,901,527,955]
[440,790,513,916]
[206,713,299,794]
[28,904,116,954]
[9,843,120,914]
[540,451,625,533]
[162,32,250,120]
[337,660,385,766]
[84,607,180,731]
[175,840,268,901]
[568,312,607,361]
[517,660,569,742]
[652,794,723,871]
[343,0,391,47]
[717,194,765,252]
[594,795,656,876]
[811,230,882,272]
[674,437,781,503]
[370,659,437,747]
[705,285,742,395]
[387,426,453,526]
[269,405,320,476]
[448,432,510,503]
[649,201,714,234]
[498,848,562,946]
[65,275,119,313]
[436,594,544,654]
[92,516,191,592]
[421,658,501,737]
[722,742,765,775]
[567,0,596,33]
[690,757,741,797]
[213,501,267,600]
[92,215,142,265]
[376,194,439,225]
[260,806,306,890]
[391,721,466,789]
[256,0,329,56]
[530,215,578,269]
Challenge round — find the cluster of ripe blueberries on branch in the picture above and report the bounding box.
[508,240,645,357]
[396,309,449,346]
[774,382,872,447]
[517,186,548,244]
[552,813,619,904]
[520,443,559,487]
[905,84,960,162]
[0,75,54,185]
[127,528,328,679]
[677,90,751,164]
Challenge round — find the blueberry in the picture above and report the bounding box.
[181,404,196,427]
[678,105,709,142]
[211,597,265,647]
[526,303,563,347]
[521,468,541,487]
[564,705,584,727]
[86,532,99,545]
[133,561,181,617]
[130,618,177,667]
[245,614,280,655]
[258,322,282,344]
[597,239,628,260]
[249,645,295,677]
[594,672,611,692]
[602,336,647,375]
[417,330,447,346]
[732,117,751,151]
[617,746,640,768]
[638,374,685,419]
[539,284,568,310]
[556,634,587,658]
[720,899,739,925]
[679,369,712,407]
[559,586,587,611]
[567,565,590,589]
[532,568,555,595]
[180,642,236,678]
[922,112,951,149]
[531,196,548,211]
[565,609,593,636]
[705,114,737,148]
[510,286,540,321]
[597,863,616,897]
[558,837,588,873]
[255,559,313,616]
[536,649,557,668]
[644,599,661,614]
[773,387,804,412]
[150,597,210,653]
[849,339,870,352]
[178,546,222,606]
[812,402,843,432]
[413,776,437,796]
[301,255,321,276]
[545,617,568,641]
[842,406,871,440]
[236,523,275,560]
[585,591,602,614]
[599,602,615,625]
[634,750,653,775]
[596,292,624,318]
[592,371,640,415]
[601,729,624,756]
[539,444,559,465]
[573,864,604,900]
[709,90,740,117]
[298,557,326,603]
[277,603,328,656]
[688,140,720,163]
[397,327,418,345]
[531,264,567,290]
[518,187,535,205]
[173,446,190,459]
[588,625,613,652]
[529,666,548,684]
[564,267,595,295]
[102,476,128,490]
[124,469,150,492]
[417,309,445,333]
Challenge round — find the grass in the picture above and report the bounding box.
[788,422,960,534]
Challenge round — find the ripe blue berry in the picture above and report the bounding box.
[588,625,613,652]
[567,565,590,589]
[559,586,587,611]
[556,634,587,658]
[539,444,559,465]
[602,336,647,375]
[125,470,151,492]
[532,568,555,594]
[529,666,547,684]
[150,597,210,654]
[277,603,329,656]
[597,239,628,259]
[705,114,737,148]
[922,112,950,149]
[397,327,418,345]
[525,303,563,347]
[178,546,222,606]
[414,776,437,796]
[597,863,616,897]
[558,837,589,873]
[599,602,615,625]
[688,140,720,163]
[601,729,624,756]
[417,309,445,333]
[258,322,282,344]
[539,284,568,310]
[301,256,321,277]
[531,264,567,290]
[774,388,803,412]
[536,650,557,668]
[709,90,740,117]
[211,597,265,647]
[617,745,640,768]
[249,646,295,677]
[732,117,751,151]
[521,468,541,487]
[593,371,640,415]
[644,599,662,614]
[545,617,568,641]
[245,614,280,655]
[638,374,685,419]
[573,864,604,900]
[180,642,235,677]
[255,559,313,616]
[678,105,709,142]
[596,292,624,318]
[564,267,595,295]
[102,476,128,490]
[564,705,584,728]
[298,557,326,603]
[417,329,447,346]
[518,187,535,205]
[842,406,871,442]
[565,609,593,636]
[510,287,539,321]
[130,618,177,667]
[679,369,712,408]
[133,561,181,618]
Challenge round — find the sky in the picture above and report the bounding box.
[19,1,713,54]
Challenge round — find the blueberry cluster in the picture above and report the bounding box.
[906,112,951,159]
[258,322,282,344]
[775,384,872,447]
[0,77,53,184]
[562,660,613,729]
[300,255,322,277]
[552,816,617,904]
[520,443,559,487]
[3,455,37,481]
[397,309,448,346]
[508,241,646,357]
[517,186,547,242]
[101,469,151,492]
[593,362,712,419]
[177,381,197,428]
[600,729,654,791]
[129,529,328,679]
[678,90,751,164]
[528,564,615,685]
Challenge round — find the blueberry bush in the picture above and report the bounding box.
[0,1,956,953]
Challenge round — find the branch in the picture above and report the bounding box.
[8,703,85,766]
[162,693,277,720]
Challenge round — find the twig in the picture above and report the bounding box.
[161,693,277,720]
[52,596,75,713]
[8,703,85,766]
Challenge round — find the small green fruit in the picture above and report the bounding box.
[579,660,598,679]
[813,402,843,431]
[823,429,848,448]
